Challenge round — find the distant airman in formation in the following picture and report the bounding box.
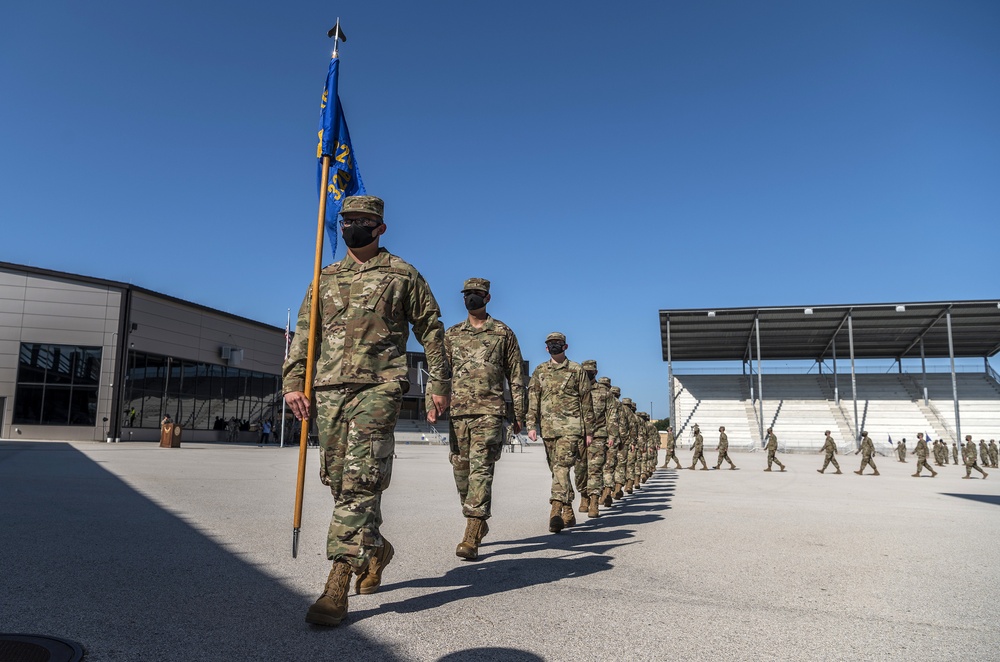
[854,431,879,476]
[817,430,841,474]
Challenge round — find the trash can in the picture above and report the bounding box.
[159,423,182,448]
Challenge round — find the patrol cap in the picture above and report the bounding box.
[610,386,621,396]
[581,359,597,371]
[621,398,633,406]
[597,376,611,386]
[461,277,490,293]
[341,195,384,220]
[545,332,566,343]
[861,431,868,436]
[638,412,649,420]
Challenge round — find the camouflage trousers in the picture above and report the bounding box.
[914,457,934,475]
[449,414,504,519]
[690,450,707,470]
[315,382,401,570]
[572,438,588,497]
[603,443,620,488]
[897,450,906,462]
[715,451,735,469]
[990,451,998,468]
[766,449,785,470]
[625,446,637,481]
[586,437,607,496]
[614,447,628,486]
[859,454,877,472]
[820,454,840,471]
[964,461,987,477]
[543,435,580,504]
[664,449,680,467]
[952,451,958,464]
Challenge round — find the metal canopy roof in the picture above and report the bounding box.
[659,301,1000,362]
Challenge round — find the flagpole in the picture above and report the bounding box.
[280,308,290,449]
[292,152,331,559]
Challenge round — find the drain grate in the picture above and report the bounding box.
[0,634,84,662]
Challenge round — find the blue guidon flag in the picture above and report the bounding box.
[317,55,365,256]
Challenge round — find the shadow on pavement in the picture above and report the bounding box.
[347,470,677,622]
[941,493,1000,507]
[0,442,398,661]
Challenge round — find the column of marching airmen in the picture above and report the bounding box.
[674,425,994,479]
[283,195,673,627]
[281,195,993,628]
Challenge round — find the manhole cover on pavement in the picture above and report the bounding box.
[0,634,84,662]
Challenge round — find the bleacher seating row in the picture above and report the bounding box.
[672,373,1000,452]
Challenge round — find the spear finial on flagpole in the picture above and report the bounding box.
[327,19,346,58]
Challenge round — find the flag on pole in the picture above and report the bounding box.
[317,55,365,256]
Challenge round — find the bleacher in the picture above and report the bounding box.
[921,374,1000,440]
[672,375,756,450]
[672,372,1000,453]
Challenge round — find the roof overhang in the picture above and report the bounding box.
[659,301,1000,362]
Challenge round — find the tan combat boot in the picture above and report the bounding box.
[305,561,353,626]
[578,495,588,513]
[872,469,880,476]
[600,486,612,508]
[456,518,486,560]
[624,479,634,494]
[613,483,624,500]
[561,503,576,528]
[588,494,600,518]
[355,538,394,595]
[549,501,564,533]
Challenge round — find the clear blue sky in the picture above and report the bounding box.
[2,1,998,418]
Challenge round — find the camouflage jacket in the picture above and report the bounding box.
[692,432,704,453]
[915,439,928,458]
[646,422,659,451]
[283,248,450,395]
[860,437,874,457]
[527,359,595,439]
[589,379,611,439]
[441,316,526,421]
[766,433,778,451]
[964,443,977,464]
[718,432,729,453]
[606,396,622,445]
[822,435,837,455]
[665,431,676,453]
[620,409,637,447]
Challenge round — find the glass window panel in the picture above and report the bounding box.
[140,393,162,428]
[47,346,73,385]
[41,386,71,425]
[167,359,182,397]
[76,349,102,386]
[13,385,44,424]
[69,388,98,425]
[17,344,47,383]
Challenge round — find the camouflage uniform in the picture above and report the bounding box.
[527,340,595,508]
[714,428,736,469]
[605,385,625,500]
[818,433,840,473]
[854,432,879,475]
[644,418,658,477]
[689,427,708,470]
[441,281,526,521]
[911,436,936,477]
[895,440,906,462]
[283,239,450,570]
[932,440,944,466]
[583,365,610,501]
[764,429,785,471]
[962,436,988,479]
[662,428,681,469]
[622,400,640,491]
[952,442,959,465]
[635,412,649,484]
[979,441,989,469]
[989,440,998,468]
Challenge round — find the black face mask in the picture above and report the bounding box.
[546,343,565,355]
[342,224,379,249]
[464,293,486,311]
